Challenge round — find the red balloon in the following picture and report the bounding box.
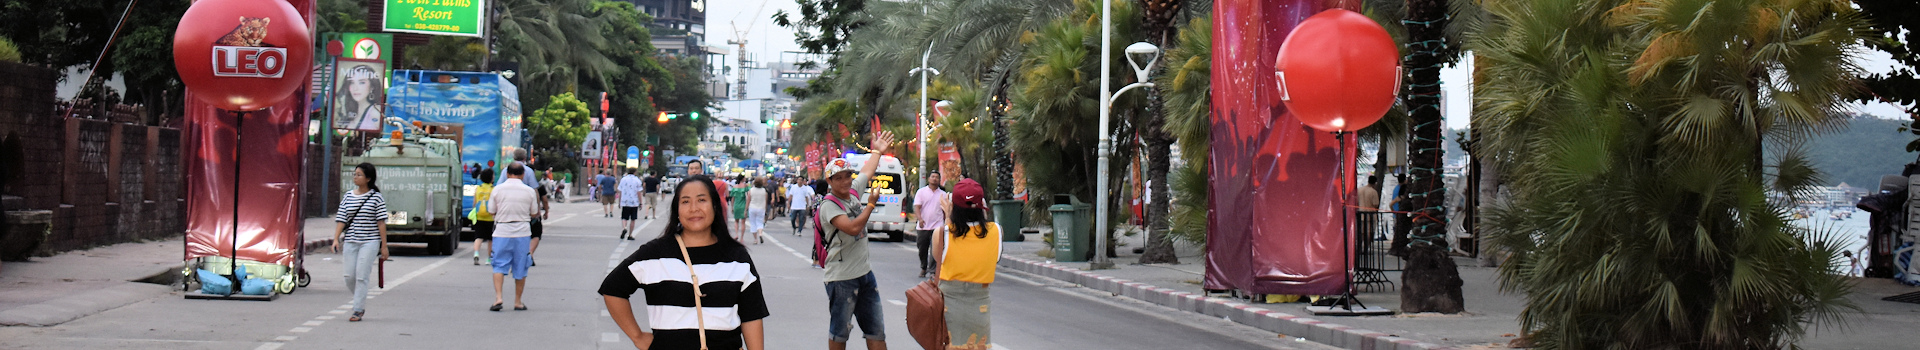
[1275,9,1400,133]
[172,0,312,112]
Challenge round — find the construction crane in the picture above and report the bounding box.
[727,0,771,101]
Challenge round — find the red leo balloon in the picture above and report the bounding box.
[1274,9,1400,133]
[172,0,313,112]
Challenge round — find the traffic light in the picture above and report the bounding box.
[689,111,700,120]
[656,111,669,124]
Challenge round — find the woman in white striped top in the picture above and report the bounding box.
[333,163,389,322]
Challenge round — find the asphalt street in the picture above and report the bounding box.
[0,200,1331,350]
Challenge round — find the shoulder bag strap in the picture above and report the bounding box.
[674,235,711,350]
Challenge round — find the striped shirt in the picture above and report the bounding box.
[599,237,769,349]
[333,190,389,243]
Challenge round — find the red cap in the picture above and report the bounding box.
[953,179,987,210]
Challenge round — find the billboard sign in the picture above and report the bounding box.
[383,0,486,37]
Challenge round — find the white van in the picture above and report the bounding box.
[839,153,909,242]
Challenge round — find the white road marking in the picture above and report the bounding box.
[289,327,312,333]
[760,232,812,263]
[273,336,298,341]
[336,304,352,309]
[992,343,1011,350]
[545,213,580,224]
[601,310,611,317]
[886,299,907,306]
[995,272,1047,287]
[302,321,324,326]
[315,316,335,320]
[602,332,621,342]
[328,310,346,315]
[384,246,467,290]
[254,343,283,350]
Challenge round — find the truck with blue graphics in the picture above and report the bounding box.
[382,70,525,237]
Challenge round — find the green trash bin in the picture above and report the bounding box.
[991,199,1026,241]
[1050,194,1092,262]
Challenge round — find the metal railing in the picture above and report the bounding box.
[1353,212,1403,293]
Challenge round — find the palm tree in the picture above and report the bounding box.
[1130,0,1191,264]
[1158,16,1209,245]
[926,0,1075,200]
[492,0,622,108]
[1471,0,1864,347]
[1396,0,1466,314]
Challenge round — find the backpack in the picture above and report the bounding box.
[810,194,850,268]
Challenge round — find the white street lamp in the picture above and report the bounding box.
[1094,37,1161,269]
[910,41,941,186]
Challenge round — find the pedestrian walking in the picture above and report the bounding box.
[913,171,947,278]
[333,163,389,322]
[619,168,644,240]
[687,159,732,215]
[599,169,619,217]
[746,178,769,244]
[643,172,663,219]
[488,162,540,312]
[788,177,815,236]
[471,168,497,266]
[499,150,546,266]
[930,178,1001,350]
[820,130,895,350]
[731,175,750,239]
[599,176,769,350]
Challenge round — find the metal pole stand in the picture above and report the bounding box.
[1308,131,1390,316]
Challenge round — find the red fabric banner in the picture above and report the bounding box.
[182,0,315,266]
[1205,0,1357,295]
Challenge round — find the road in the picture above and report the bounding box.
[0,201,1331,350]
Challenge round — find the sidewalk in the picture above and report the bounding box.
[999,228,1920,350]
[0,218,340,327]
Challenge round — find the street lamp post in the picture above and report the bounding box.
[1094,12,1161,271]
[910,42,940,186]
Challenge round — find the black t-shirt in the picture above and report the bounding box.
[644,176,662,193]
[599,236,769,350]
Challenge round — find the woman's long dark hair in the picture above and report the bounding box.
[355,162,381,193]
[948,206,989,239]
[661,175,741,246]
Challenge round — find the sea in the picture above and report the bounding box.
[1792,207,1872,273]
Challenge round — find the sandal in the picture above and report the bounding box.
[513,304,528,311]
[349,310,364,322]
[490,303,503,312]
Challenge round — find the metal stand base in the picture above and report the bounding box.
[1306,304,1393,316]
[184,291,279,301]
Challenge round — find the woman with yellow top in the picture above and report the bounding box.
[929,178,999,350]
[471,168,497,265]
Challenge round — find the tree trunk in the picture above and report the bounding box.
[1138,133,1178,263]
[1399,0,1465,314]
[991,79,1015,200]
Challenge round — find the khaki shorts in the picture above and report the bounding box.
[599,194,616,205]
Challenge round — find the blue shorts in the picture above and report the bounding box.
[825,272,885,342]
[491,236,531,279]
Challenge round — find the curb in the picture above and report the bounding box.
[999,255,1456,350]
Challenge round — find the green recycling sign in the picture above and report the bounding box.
[383,0,486,37]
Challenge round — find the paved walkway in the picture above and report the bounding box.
[1001,227,1920,350]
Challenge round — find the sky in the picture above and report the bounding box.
[706,1,1914,131]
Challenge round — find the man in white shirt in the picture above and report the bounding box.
[913,171,947,278]
[616,168,643,240]
[487,162,540,312]
[788,177,815,236]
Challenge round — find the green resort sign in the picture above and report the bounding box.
[383,0,486,37]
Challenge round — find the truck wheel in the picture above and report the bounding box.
[427,233,450,255]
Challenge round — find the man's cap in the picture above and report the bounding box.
[953,178,987,210]
[825,159,856,178]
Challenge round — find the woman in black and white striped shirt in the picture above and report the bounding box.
[600,175,769,350]
[333,163,389,322]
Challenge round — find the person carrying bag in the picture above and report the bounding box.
[926,178,1000,350]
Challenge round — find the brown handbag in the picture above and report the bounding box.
[905,278,948,350]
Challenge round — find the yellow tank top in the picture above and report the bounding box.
[474,183,495,222]
[939,223,1001,284]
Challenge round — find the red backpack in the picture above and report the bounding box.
[811,194,850,268]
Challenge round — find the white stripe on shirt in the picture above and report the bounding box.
[647,305,743,330]
[628,259,759,290]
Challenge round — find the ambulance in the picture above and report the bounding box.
[834,153,909,242]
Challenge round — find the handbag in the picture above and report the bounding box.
[905,278,949,350]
